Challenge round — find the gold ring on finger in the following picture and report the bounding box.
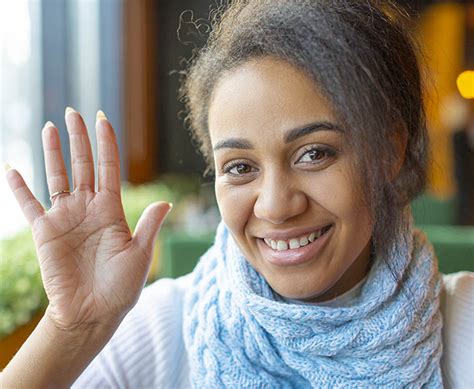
[50,189,71,201]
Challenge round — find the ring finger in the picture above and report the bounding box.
[42,121,70,200]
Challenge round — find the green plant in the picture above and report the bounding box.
[121,174,204,231]
[0,229,47,338]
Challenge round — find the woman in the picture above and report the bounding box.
[1,1,472,387]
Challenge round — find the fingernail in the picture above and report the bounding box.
[65,106,76,116]
[168,202,173,211]
[3,162,12,172]
[44,120,55,129]
[96,110,107,122]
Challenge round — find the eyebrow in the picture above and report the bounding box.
[212,121,343,151]
[284,121,343,143]
[213,138,253,151]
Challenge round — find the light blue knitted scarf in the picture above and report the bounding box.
[183,217,443,388]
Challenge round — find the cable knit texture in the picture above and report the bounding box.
[183,215,444,388]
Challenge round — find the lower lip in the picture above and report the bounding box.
[257,225,333,267]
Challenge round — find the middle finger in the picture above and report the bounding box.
[65,107,95,192]
[42,121,70,197]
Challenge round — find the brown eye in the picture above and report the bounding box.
[235,164,251,174]
[223,161,256,176]
[307,149,326,161]
[296,145,337,164]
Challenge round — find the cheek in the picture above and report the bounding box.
[307,165,371,226]
[215,182,255,233]
[331,175,373,241]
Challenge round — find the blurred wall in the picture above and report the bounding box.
[416,2,467,197]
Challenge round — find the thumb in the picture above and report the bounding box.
[133,201,172,255]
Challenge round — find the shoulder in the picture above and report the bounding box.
[72,274,193,388]
[441,271,473,296]
[440,272,474,316]
[440,271,474,388]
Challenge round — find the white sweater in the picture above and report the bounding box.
[72,272,474,389]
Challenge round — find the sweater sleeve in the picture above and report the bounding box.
[440,271,474,389]
[71,275,192,389]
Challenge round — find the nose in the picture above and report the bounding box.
[253,171,307,224]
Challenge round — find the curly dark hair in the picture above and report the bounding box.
[180,0,429,265]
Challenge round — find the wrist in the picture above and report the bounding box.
[42,305,123,348]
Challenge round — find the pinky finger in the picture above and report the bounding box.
[4,165,45,225]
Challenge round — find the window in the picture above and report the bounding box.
[0,0,124,239]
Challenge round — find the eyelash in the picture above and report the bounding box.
[222,159,256,176]
[221,145,337,177]
[296,145,337,164]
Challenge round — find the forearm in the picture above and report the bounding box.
[0,307,122,389]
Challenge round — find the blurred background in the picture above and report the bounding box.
[0,0,473,366]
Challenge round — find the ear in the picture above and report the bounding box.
[389,126,408,181]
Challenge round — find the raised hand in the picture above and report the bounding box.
[4,108,171,332]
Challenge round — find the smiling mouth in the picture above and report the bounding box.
[262,224,333,251]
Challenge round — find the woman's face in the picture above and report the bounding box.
[209,57,373,301]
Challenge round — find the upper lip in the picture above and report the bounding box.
[255,224,333,241]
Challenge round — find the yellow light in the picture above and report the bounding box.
[456,70,474,99]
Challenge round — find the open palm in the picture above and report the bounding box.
[5,109,171,331]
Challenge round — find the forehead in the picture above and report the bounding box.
[208,57,338,143]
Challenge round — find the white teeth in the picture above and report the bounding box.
[289,239,300,249]
[263,225,331,251]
